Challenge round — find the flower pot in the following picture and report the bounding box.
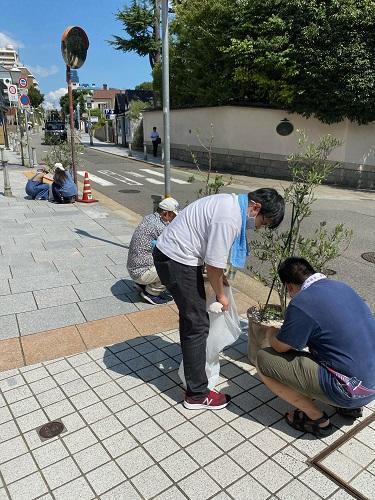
[247,306,283,366]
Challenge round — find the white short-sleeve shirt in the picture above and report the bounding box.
[156,193,242,268]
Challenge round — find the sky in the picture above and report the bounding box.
[1,0,152,109]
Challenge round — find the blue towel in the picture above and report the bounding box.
[230,194,250,268]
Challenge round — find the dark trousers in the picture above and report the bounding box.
[152,140,158,157]
[52,183,74,204]
[153,247,209,399]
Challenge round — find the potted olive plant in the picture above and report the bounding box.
[247,132,353,365]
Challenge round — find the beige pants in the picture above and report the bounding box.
[135,266,166,296]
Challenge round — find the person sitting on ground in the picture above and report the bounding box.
[127,197,179,305]
[51,163,77,203]
[25,164,50,200]
[256,256,375,437]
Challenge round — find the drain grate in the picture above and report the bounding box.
[37,420,66,441]
[361,252,375,264]
[310,412,375,499]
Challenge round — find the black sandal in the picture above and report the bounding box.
[336,407,363,419]
[285,409,333,437]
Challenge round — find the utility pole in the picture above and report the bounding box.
[162,0,171,198]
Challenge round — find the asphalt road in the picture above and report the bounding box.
[31,132,375,309]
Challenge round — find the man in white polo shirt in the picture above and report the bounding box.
[154,189,285,410]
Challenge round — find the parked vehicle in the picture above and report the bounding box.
[43,121,67,144]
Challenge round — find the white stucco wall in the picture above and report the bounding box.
[143,106,375,167]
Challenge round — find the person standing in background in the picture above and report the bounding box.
[150,126,160,157]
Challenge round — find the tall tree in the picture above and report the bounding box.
[59,90,90,115]
[135,81,153,90]
[28,85,44,108]
[109,0,161,69]
[162,0,241,107]
[165,0,375,123]
[224,0,375,123]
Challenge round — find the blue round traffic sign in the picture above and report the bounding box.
[19,77,28,88]
[19,94,30,106]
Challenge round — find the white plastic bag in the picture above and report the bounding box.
[178,285,242,390]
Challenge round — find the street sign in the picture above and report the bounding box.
[105,109,115,118]
[19,94,30,107]
[19,77,28,88]
[86,102,92,109]
[8,85,18,102]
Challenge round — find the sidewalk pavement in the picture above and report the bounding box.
[0,148,374,500]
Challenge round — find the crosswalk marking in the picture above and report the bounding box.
[140,168,164,178]
[140,168,189,185]
[81,168,189,188]
[145,178,164,185]
[98,170,143,186]
[169,177,189,185]
[127,172,145,178]
[77,171,114,187]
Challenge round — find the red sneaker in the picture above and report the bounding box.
[184,389,231,410]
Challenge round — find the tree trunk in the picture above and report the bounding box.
[153,0,161,65]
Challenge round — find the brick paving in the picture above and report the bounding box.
[1,158,375,499]
[0,329,374,499]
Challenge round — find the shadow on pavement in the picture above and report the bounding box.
[101,332,352,439]
[74,228,129,249]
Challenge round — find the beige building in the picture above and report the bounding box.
[92,85,120,113]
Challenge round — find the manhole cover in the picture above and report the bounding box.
[361,252,375,264]
[37,420,66,440]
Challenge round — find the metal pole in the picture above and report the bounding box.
[105,121,109,142]
[1,110,10,150]
[162,0,171,197]
[17,109,25,166]
[76,103,80,131]
[88,107,93,145]
[66,65,77,188]
[0,146,13,197]
[24,109,33,167]
[30,108,35,129]
[32,147,38,167]
[143,143,148,160]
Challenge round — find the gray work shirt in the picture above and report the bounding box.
[127,212,167,280]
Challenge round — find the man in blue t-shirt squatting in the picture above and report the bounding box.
[256,257,375,438]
